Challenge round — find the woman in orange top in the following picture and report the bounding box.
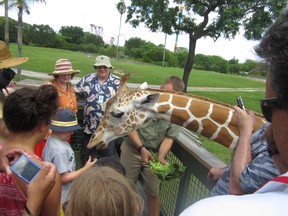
[34,59,80,158]
[45,59,80,113]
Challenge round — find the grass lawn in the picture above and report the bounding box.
[10,44,267,163]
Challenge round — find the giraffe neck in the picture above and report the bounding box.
[146,90,265,148]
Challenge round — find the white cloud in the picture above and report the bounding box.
[1,0,260,62]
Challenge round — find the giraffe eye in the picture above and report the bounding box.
[111,111,124,118]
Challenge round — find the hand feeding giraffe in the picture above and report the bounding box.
[87,74,265,150]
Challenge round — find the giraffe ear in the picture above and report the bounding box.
[133,93,159,109]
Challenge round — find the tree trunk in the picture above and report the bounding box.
[182,33,197,93]
[17,6,23,81]
[4,0,9,45]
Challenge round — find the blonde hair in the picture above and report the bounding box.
[65,166,144,216]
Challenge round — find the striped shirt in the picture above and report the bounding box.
[209,123,280,196]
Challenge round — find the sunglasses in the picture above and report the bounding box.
[93,66,108,70]
[260,97,281,122]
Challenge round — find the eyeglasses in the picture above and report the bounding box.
[93,66,108,70]
[260,97,281,122]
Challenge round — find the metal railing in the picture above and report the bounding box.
[159,128,226,215]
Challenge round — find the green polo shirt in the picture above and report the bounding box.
[125,119,181,151]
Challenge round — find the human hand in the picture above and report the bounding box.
[207,167,226,181]
[158,156,167,165]
[2,82,16,96]
[0,145,26,175]
[141,148,154,164]
[84,156,97,169]
[233,106,255,136]
[25,162,57,216]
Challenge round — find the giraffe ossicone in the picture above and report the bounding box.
[87,74,265,150]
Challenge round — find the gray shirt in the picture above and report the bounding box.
[42,136,76,204]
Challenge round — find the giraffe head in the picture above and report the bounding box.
[87,74,160,149]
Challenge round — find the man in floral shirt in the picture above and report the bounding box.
[75,55,120,164]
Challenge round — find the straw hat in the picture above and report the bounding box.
[49,59,80,75]
[0,41,29,69]
[50,109,81,132]
[93,55,113,68]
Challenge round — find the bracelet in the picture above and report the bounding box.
[137,145,145,153]
[25,204,33,216]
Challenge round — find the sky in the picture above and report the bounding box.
[1,0,261,63]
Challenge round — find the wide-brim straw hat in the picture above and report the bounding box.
[0,41,29,69]
[93,55,113,68]
[48,59,80,75]
[50,108,81,132]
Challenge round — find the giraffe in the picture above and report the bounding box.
[87,74,266,150]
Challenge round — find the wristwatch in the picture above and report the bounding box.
[137,145,145,153]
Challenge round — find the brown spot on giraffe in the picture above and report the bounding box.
[186,120,200,132]
[158,104,171,114]
[214,127,234,147]
[172,95,189,108]
[158,94,170,103]
[201,119,219,138]
[210,105,231,125]
[171,109,190,126]
[188,100,210,118]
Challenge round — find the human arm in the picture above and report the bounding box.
[157,122,181,164]
[61,156,97,183]
[228,106,255,195]
[157,137,174,164]
[207,167,227,181]
[39,168,61,216]
[23,162,57,216]
[127,130,154,164]
[73,76,89,99]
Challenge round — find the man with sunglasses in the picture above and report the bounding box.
[180,9,288,216]
[208,120,280,196]
[75,55,120,165]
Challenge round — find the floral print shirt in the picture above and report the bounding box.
[74,73,120,134]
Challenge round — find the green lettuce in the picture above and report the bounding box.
[148,151,186,181]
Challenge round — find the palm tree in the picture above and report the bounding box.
[9,0,46,80]
[116,0,126,60]
[0,0,10,45]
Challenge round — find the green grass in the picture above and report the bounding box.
[10,43,265,88]
[9,44,267,164]
[190,91,265,114]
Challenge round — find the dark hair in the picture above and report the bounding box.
[163,76,185,92]
[3,85,58,132]
[255,9,288,107]
[94,156,126,176]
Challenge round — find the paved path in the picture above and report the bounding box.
[19,70,265,92]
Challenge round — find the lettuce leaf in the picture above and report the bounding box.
[147,151,186,181]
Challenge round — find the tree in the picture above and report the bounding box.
[9,0,46,80]
[83,32,105,47]
[116,0,126,59]
[0,0,9,45]
[25,24,57,47]
[59,26,84,45]
[125,0,287,92]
